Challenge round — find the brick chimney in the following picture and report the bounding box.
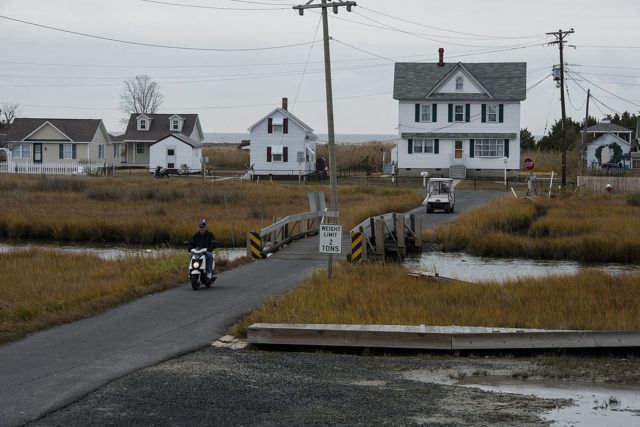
[438,48,445,67]
[282,97,288,111]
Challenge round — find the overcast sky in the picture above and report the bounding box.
[1,0,639,136]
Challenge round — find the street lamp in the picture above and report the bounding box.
[503,156,508,187]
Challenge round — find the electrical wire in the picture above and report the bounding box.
[567,69,640,109]
[566,73,621,115]
[291,16,322,112]
[140,0,289,10]
[0,14,318,52]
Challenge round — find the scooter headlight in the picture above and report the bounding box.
[193,261,200,268]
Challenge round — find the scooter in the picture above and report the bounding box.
[154,166,170,178]
[188,247,216,290]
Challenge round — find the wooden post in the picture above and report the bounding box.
[374,217,384,257]
[396,214,405,256]
[414,217,422,249]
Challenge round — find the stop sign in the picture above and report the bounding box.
[523,158,535,171]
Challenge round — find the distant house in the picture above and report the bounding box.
[119,113,204,171]
[581,119,633,169]
[247,98,317,180]
[393,50,526,178]
[3,118,116,165]
[149,133,202,172]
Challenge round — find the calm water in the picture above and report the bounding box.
[404,251,640,283]
[0,241,247,261]
[204,132,397,145]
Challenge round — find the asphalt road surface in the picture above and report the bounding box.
[0,190,504,426]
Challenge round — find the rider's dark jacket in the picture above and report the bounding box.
[189,230,217,251]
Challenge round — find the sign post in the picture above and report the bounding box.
[319,223,342,279]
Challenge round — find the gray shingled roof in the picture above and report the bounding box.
[248,107,315,133]
[585,122,632,133]
[121,114,200,141]
[401,132,517,139]
[393,62,527,101]
[5,118,104,142]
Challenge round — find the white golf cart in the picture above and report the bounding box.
[422,178,455,213]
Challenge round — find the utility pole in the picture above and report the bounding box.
[547,28,574,189]
[581,88,590,175]
[294,0,356,216]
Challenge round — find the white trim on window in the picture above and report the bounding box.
[113,143,120,158]
[98,144,104,160]
[487,104,498,123]
[475,139,504,157]
[62,144,73,159]
[454,104,464,122]
[412,139,434,154]
[455,76,463,91]
[136,142,145,154]
[12,143,31,159]
[272,124,283,134]
[420,104,431,122]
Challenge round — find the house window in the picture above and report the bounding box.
[167,149,175,156]
[172,120,179,131]
[420,104,431,122]
[272,124,283,133]
[113,143,120,158]
[140,119,146,130]
[487,105,498,123]
[61,144,74,159]
[12,143,31,159]
[475,139,504,157]
[136,143,145,154]
[272,153,283,162]
[413,139,434,154]
[98,144,104,159]
[454,105,464,122]
[456,76,463,90]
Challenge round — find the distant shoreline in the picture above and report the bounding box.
[203,133,398,145]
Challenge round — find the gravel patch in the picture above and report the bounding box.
[32,346,566,426]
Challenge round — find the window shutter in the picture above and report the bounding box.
[415,104,420,122]
[267,146,272,162]
[408,139,413,154]
[481,104,486,123]
[432,104,437,122]
[59,144,63,159]
[499,104,504,123]
[504,139,509,158]
[448,104,453,122]
[72,144,77,159]
[434,139,439,154]
[283,118,288,134]
[469,139,475,158]
[283,146,288,162]
[465,104,470,122]
[268,118,273,133]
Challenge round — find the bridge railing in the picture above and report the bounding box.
[350,213,422,261]
[247,210,339,258]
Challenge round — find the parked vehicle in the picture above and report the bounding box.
[154,166,170,178]
[422,178,455,213]
[187,247,216,290]
[178,164,190,176]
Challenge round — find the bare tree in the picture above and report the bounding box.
[0,103,21,132]
[119,75,163,124]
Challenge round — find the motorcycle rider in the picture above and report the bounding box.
[188,220,217,279]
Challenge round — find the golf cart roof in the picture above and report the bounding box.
[429,178,453,182]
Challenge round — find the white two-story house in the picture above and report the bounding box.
[247,98,317,180]
[393,52,526,178]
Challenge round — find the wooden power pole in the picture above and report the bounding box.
[547,28,574,189]
[294,0,356,215]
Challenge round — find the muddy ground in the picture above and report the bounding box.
[31,339,640,426]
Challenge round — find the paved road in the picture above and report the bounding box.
[0,191,503,426]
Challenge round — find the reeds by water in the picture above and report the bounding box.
[229,263,640,338]
[425,194,640,263]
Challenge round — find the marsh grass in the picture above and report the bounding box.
[229,263,640,338]
[521,149,579,174]
[0,249,250,343]
[425,194,640,263]
[0,176,422,246]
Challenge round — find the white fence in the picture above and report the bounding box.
[0,162,114,176]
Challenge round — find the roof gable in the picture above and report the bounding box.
[5,118,104,142]
[150,133,202,148]
[248,108,314,133]
[393,62,527,101]
[429,63,490,97]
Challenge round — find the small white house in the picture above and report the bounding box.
[247,98,317,180]
[393,50,526,178]
[582,119,633,169]
[149,133,202,172]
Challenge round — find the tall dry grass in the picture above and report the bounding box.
[317,142,395,171]
[521,149,579,174]
[425,193,640,262]
[0,249,249,344]
[0,176,422,246]
[229,263,640,338]
[202,145,249,169]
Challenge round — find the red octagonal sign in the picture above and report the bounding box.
[523,158,535,171]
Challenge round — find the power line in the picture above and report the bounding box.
[140,0,289,10]
[0,14,317,52]
[569,63,640,71]
[331,39,395,62]
[567,69,640,109]
[292,16,322,112]
[566,73,621,115]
